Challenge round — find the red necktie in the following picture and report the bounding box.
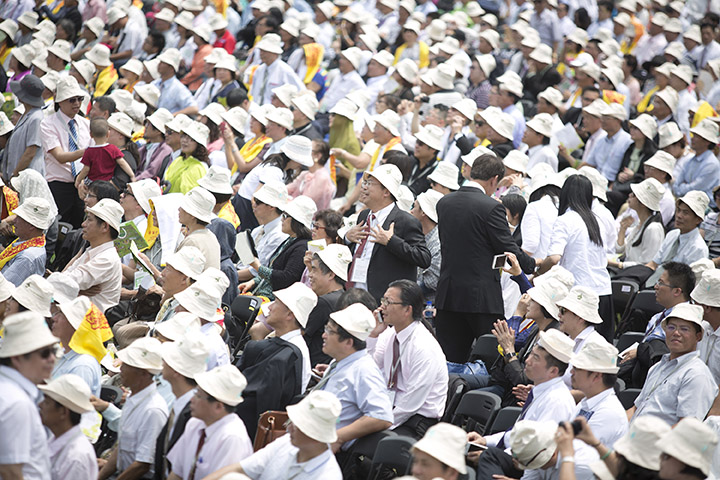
[389,336,401,389]
[187,429,206,480]
[346,213,375,288]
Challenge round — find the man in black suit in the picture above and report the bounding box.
[435,153,537,363]
[154,334,211,479]
[345,164,431,301]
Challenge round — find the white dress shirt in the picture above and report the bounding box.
[167,414,253,480]
[281,329,311,392]
[633,33,668,65]
[572,389,628,466]
[251,216,289,266]
[562,326,604,388]
[240,434,342,479]
[321,70,366,112]
[527,145,559,172]
[350,202,396,289]
[200,322,230,369]
[64,241,123,313]
[615,216,665,266]
[592,199,618,255]
[699,321,720,384]
[521,195,558,259]
[249,59,305,106]
[367,321,448,427]
[48,425,98,480]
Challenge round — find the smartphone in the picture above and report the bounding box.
[492,254,508,269]
[375,311,384,324]
[468,442,487,453]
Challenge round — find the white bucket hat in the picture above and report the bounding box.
[253,181,289,209]
[691,269,720,308]
[671,64,694,86]
[13,197,53,230]
[58,296,91,331]
[281,135,314,167]
[526,113,554,138]
[556,286,603,325]
[658,121,684,148]
[72,59,97,85]
[161,332,210,378]
[265,107,293,130]
[395,186,414,213]
[614,416,670,470]
[691,118,720,143]
[117,337,164,374]
[155,7,176,23]
[571,337,619,373]
[678,190,710,219]
[481,109,515,141]
[629,113,658,140]
[510,420,557,470]
[209,12,229,30]
[412,423,468,474]
[174,10,195,30]
[165,113,193,134]
[661,301,704,328]
[174,277,227,322]
[181,121,210,147]
[655,86,679,114]
[428,19,447,42]
[135,83,160,108]
[690,258,715,280]
[374,50,395,69]
[329,98,359,121]
[432,64,456,90]
[213,56,238,73]
[199,102,226,126]
[38,373,94,414]
[281,195,318,230]
[273,282,318,328]
[166,246,207,280]
[374,110,402,137]
[499,78,523,98]
[195,364,247,406]
[630,178,664,212]
[427,162,460,191]
[12,45,35,68]
[527,278,569,320]
[146,108,173,135]
[47,272,78,305]
[155,312,202,341]
[479,29,500,50]
[12,274,53,317]
[582,99,607,117]
[367,163,403,200]
[578,166,608,202]
[221,107,249,134]
[256,33,284,54]
[85,44,112,67]
[158,48,182,71]
[55,76,86,103]
[330,303,375,340]
[601,102,627,121]
[438,37,460,56]
[87,198,124,232]
[538,87,563,110]
[48,39,72,63]
[279,19,299,37]
[416,189,444,223]
[84,17,105,39]
[291,93,319,121]
[644,150,676,177]
[107,7,128,25]
[107,112,134,139]
[665,41,685,61]
[198,165,234,195]
[193,24,213,44]
[503,150,529,174]
[0,112,13,137]
[128,179,163,214]
[181,187,216,223]
[18,11,38,30]
[109,89,133,113]
[475,53,497,79]
[414,124,444,151]
[316,244,352,281]
[567,28,589,47]
[601,66,623,89]
[529,44,553,65]
[32,28,54,48]
[537,328,575,363]
[657,418,718,475]
[451,98,478,122]
[395,58,418,83]
[461,145,496,167]
[0,312,58,358]
[286,390,342,443]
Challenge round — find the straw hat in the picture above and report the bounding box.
[503,151,529,174]
[38,373,95,413]
[644,150,676,178]
[273,282,318,328]
[117,337,164,374]
[526,113,554,138]
[374,110,402,137]
[367,163,403,200]
[265,107,293,130]
[657,418,718,475]
[330,303,375,341]
[280,135,314,167]
[538,87,563,110]
[630,177,665,212]
[416,189,444,223]
[678,190,710,219]
[570,337,619,373]
[427,162,460,191]
[161,332,210,378]
[556,286,603,325]
[614,415,670,470]
[181,121,210,147]
[481,109,515,141]
[578,166,608,202]
[691,118,720,143]
[198,165,233,196]
[286,390,342,443]
[661,301,704,328]
[412,423,468,474]
[510,420,557,470]
[85,44,112,67]
[691,269,720,308]
[13,197,53,230]
[315,244,352,282]
[155,312,202,341]
[253,181,289,209]
[181,187,215,223]
[195,364,247,406]
[0,312,58,358]
[537,328,575,363]
[281,195,317,230]
[527,278,569,320]
[166,246,206,280]
[655,86,679,114]
[414,124,444,151]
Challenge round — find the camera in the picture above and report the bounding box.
[560,420,582,435]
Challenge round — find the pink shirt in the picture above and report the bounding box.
[41,110,92,183]
[82,0,107,23]
[287,168,336,210]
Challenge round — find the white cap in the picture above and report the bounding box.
[678,190,710,219]
[47,272,78,305]
[286,390,342,443]
[13,197,53,230]
[538,87,563,110]
[691,269,720,308]
[253,181,289,209]
[198,165,234,195]
[316,244,352,281]
[374,109,402,137]
[38,374,94,413]
[416,189,444,223]
[556,285,603,325]
[273,282,318,328]
[481,109,514,141]
[161,333,210,378]
[117,337,164,374]
[12,274,53,317]
[526,113,554,138]
[510,420,557,470]
[578,166,608,202]
[181,187,216,223]
[427,162,460,191]
[628,113,657,140]
[537,328,575,363]
[630,177,665,212]
[281,195,318,230]
[155,311,202,342]
[367,163,403,200]
[135,83,160,108]
[644,150,676,177]
[281,135,314,167]
[87,198,124,232]
[503,150,529,174]
[412,423,468,474]
[158,48,182,71]
[58,296,92,330]
[0,312,58,357]
[195,364,247,406]
[527,278,569,320]
[690,118,720,143]
[265,107,293,130]
[291,93,319,121]
[85,43,112,67]
[414,124,444,151]
[181,120,210,147]
[614,416,670,470]
[571,337,619,373]
[256,33,284,54]
[657,418,718,475]
[661,301,705,328]
[329,303,376,341]
[655,86,679,114]
[166,246,206,280]
[107,112,135,139]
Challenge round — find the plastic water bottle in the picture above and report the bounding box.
[423,301,434,320]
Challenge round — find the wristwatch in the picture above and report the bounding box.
[504,351,517,361]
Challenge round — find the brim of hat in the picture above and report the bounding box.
[555,297,603,324]
[614,436,661,470]
[286,402,338,443]
[317,250,349,281]
[173,289,218,321]
[571,355,619,373]
[427,171,459,191]
[87,204,121,231]
[503,158,527,173]
[13,204,52,230]
[690,126,718,143]
[0,329,58,358]
[195,373,244,406]
[281,203,313,230]
[485,119,513,140]
[116,348,163,374]
[38,387,94,414]
[366,170,401,199]
[108,118,133,139]
[180,198,214,224]
[273,291,309,328]
[197,176,233,195]
[630,183,660,211]
[414,131,443,151]
[416,195,439,222]
[644,159,673,177]
[375,119,400,137]
[518,447,555,470]
[253,189,287,209]
[677,198,706,219]
[412,441,468,474]
[257,41,283,54]
[527,287,560,319]
[281,146,314,168]
[161,341,207,378]
[12,289,52,317]
[11,81,45,107]
[136,89,159,108]
[147,116,167,134]
[526,120,552,138]
[86,51,112,67]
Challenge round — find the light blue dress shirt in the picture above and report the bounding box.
[152,76,197,113]
[52,350,102,397]
[652,228,709,266]
[673,150,720,205]
[585,129,633,181]
[503,104,526,149]
[1,244,46,287]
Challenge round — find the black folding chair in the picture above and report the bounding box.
[614,378,626,393]
[617,290,663,334]
[230,295,263,358]
[617,388,642,409]
[368,436,416,480]
[451,391,502,435]
[469,334,500,366]
[612,279,639,321]
[616,332,644,354]
[488,406,523,435]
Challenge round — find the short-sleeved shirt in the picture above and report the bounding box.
[81,143,124,181]
[41,110,91,183]
[1,242,47,287]
[117,383,168,475]
[52,349,102,397]
[240,434,342,480]
[3,106,45,180]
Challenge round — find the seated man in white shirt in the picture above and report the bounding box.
[629,302,718,425]
[693,270,720,391]
[320,47,366,113]
[167,364,253,480]
[410,423,469,480]
[469,329,577,478]
[249,33,305,107]
[63,198,124,313]
[525,113,559,172]
[367,279,448,439]
[38,374,98,480]
[206,390,343,480]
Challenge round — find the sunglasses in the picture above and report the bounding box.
[67,96,84,104]
[36,347,55,359]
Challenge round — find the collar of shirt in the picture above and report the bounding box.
[369,201,396,227]
[292,446,336,475]
[264,215,283,233]
[693,150,714,163]
[280,329,303,342]
[527,145,542,156]
[0,364,41,403]
[367,73,389,86]
[131,214,146,227]
[48,425,83,457]
[172,388,195,418]
[394,320,419,346]
[126,382,158,408]
[203,411,237,438]
[464,182,486,193]
[574,326,596,350]
[678,227,702,245]
[55,108,76,125]
[580,387,615,412]
[334,349,367,372]
[531,376,566,397]
[88,241,116,256]
[658,350,700,369]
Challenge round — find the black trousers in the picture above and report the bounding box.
[435,310,499,363]
[48,181,85,229]
[475,446,524,478]
[597,294,616,341]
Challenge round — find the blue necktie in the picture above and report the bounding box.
[497,389,534,450]
[578,408,594,421]
[68,119,78,178]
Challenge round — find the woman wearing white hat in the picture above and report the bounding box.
[199,102,229,154]
[164,120,211,194]
[287,140,337,210]
[222,104,272,177]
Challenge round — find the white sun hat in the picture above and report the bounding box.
[281,195,318,230]
[578,166,608,202]
[0,112,13,137]
[181,121,210,147]
[57,296,91,330]
[529,44,553,65]
[126,179,161,216]
[38,373,94,414]
[412,423,468,474]
[567,28,589,47]
[72,59,97,85]
[628,113,657,140]
[526,113,554,138]
[271,84,298,108]
[253,181,289,209]
[165,113,193,134]
[117,337,164,374]
[316,244,352,282]
[416,189,444,223]
[395,58,419,83]
[31,30,53,49]
[427,162,460,191]
[55,76,86,103]
[428,19,447,42]
[438,37,460,56]
[256,33,284,54]
[451,98,478,122]
[571,336,619,373]
[510,420,557,470]
[85,44,112,67]
[155,312,202,342]
[601,102,627,121]
[657,123,683,150]
[527,278,569,320]
[678,190,710,219]
[474,53,496,79]
[0,312,58,358]
[537,266,576,291]
[265,107,293,130]
[158,48,182,71]
[198,103,226,126]
[273,282,318,328]
[664,42,685,61]
[109,89,133,113]
[691,270,720,308]
[661,301,704,328]
[482,109,515,141]
[174,10,195,30]
[613,415,670,470]
[161,332,210,378]
[395,185,414,213]
[86,198,124,232]
[221,107,249,134]
[195,364,247,406]
[373,50,395,69]
[414,124,444,151]
[280,135,314,167]
[48,39,72,63]
[47,273,78,305]
[11,45,35,68]
[691,118,720,143]
[166,246,207,280]
[374,110,402,137]
[538,87,563,110]
[556,286,603,325]
[107,112,134,138]
[146,108,173,135]
[329,98,359,121]
[690,258,715,280]
[644,150,676,178]
[499,78,523,98]
[330,303,375,341]
[671,64,694,85]
[657,418,718,476]
[17,11,38,30]
[174,278,227,322]
[107,7,128,25]
[582,99,606,117]
[537,328,575,363]
[358,32,380,51]
[135,83,160,108]
[155,7,176,23]
[181,187,215,223]
[431,64,456,90]
[367,163,403,200]
[479,29,500,50]
[461,145,496,167]
[84,17,105,39]
[503,150,529,174]
[630,177,665,212]
[13,197,53,230]
[291,93,319,121]
[655,86,679,114]
[198,165,234,195]
[286,390,342,443]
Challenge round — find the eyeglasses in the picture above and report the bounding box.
[655,280,675,289]
[67,96,83,104]
[324,326,340,335]
[474,120,485,126]
[281,212,290,219]
[380,297,405,307]
[311,223,326,230]
[122,187,134,197]
[35,347,56,359]
[665,323,695,335]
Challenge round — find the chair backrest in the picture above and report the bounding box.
[452,390,502,435]
[370,436,416,479]
[616,332,644,354]
[488,406,523,435]
[617,388,642,410]
[612,279,639,319]
[614,377,626,393]
[230,295,263,356]
[629,290,663,317]
[469,334,500,366]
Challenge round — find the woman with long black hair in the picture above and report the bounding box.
[520,175,562,259]
[539,174,614,339]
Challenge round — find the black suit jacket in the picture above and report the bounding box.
[522,66,562,101]
[351,205,431,301]
[266,238,309,291]
[153,401,192,480]
[435,186,536,314]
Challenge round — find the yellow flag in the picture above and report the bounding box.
[68,304,114,363]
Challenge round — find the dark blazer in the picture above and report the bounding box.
[489,142,513,159]
[303,289,344,367]
[435,186,536,315]
[616,141,657,187]
[153,400,192,480]
[267,237,309,291]
[351,205,431,301]
[522,66,562,101]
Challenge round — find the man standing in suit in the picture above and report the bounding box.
[345,164,431,301]
[435,153,537,363]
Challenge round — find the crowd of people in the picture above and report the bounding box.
[2,0,720,478]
